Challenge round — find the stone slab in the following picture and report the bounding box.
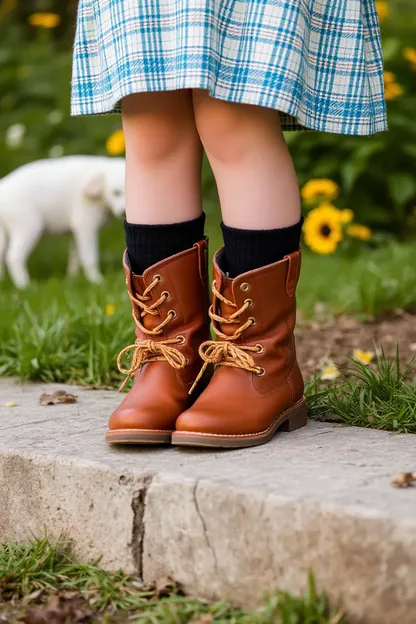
[0,379,415,623]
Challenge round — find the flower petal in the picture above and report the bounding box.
[353,349,375,365]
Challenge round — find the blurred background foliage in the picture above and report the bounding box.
[0,0,415,238]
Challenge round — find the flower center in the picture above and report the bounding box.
[320,224,332,237]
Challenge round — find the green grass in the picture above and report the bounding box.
[0,537,347,623]
[0,212,415,388]
[306,350,416,433]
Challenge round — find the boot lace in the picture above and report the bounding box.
[117,276,186,391]
[189,281,262,393]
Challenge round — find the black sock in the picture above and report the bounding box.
[221,218,303,278]
[124,213,205,274]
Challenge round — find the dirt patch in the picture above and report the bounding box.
[296,311,416,380]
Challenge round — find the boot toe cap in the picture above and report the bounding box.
[175,407,229,435]
[108,407,172,432]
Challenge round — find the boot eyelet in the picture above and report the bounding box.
[255,344,264,353]
[162,291,170,301]
[176,335,186,345]
[249,317,256,326]
[240,282,250,292]
[168,310,177,320]
[244,298,253,307]
[256,367,265,376]
[153,274,162,282]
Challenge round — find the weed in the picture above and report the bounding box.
[306,349,416,433]
[0,538,347,623]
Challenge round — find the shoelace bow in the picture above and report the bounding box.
[189,281,262,394]
[117,276,186,391]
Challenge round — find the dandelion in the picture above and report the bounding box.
[5,123,25,149]
[353,349,375,365]
[347,224,372,241]
[301,179,340,205]
[105,303,116,316]
[375,1,389,23]
[106,130,125,156]
[303,204,343,254]
[320,364,340,381]
[403,47,416,72]
[28,12,61,28]
[384,72,403,101]
[49,145,64,158]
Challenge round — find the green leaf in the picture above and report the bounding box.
[402,144,416,158]
[388,173,416,205]
[382,37,401,62]
[342,160,365,192]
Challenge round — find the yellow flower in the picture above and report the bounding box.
[353,349,375,365]
[347,224,372,241]
[403,47,416,71]
[3,401,17,407]
[384,71,396,84]
[376,1,389,23]
[106,130,125,155]
[28,12,61,28]
[384,72,403,101]
[340,209,354,224]
[303,204,343,255]
[320,364,340,381]
[105,303,116,316]
[301,179,340,205]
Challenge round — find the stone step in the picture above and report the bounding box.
[0,379,415,623]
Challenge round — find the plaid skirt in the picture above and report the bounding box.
[71,0,387,135]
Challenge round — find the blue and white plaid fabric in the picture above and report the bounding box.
[71,0,387,135]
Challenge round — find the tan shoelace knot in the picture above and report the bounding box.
[117,275,186,391]
[189,281,263,393]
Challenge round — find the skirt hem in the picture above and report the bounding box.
[71,80,388,136]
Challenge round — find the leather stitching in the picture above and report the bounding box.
[108,428,173,434]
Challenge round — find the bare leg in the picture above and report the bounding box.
[122,90,203,225]
[192,90,300,229]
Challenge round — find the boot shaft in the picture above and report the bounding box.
[123,239,209,341]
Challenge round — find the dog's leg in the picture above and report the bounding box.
[6,221,43,289]
[72,227,103,284]
[67,240,81,277]
[0,224,6,280]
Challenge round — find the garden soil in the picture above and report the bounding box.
[296,310,415,379]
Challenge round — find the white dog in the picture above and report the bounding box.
[0,155,125,288]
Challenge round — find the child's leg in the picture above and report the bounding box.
[193,90,302,276]
[107,90,209,445]
[122,91,205,273]
[193,90,300,229]
[173,92,305,448]
[123,91,203,224]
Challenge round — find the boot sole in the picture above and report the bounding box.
[105,429,172,445]
[171,397,307,449]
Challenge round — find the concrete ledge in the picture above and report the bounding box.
[0,380,415,623]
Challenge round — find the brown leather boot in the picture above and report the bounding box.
[172,249,307,448]
[106,240,209,444]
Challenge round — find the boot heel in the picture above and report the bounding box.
[279,399,308,432]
